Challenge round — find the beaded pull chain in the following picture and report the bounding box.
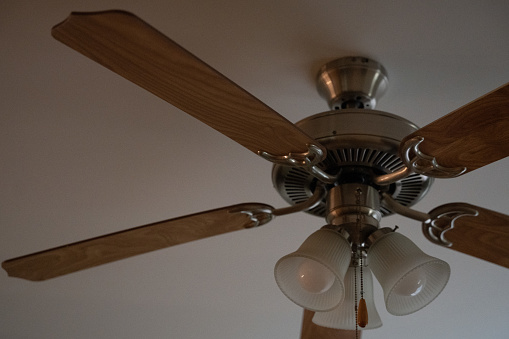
[354,256,359,338]
[357,254,368,328]
[354,188,368,339]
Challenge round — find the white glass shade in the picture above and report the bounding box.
[274,229,351,311]
[296,258,335,293]
[368,232,450,316]
[312,266,382,330]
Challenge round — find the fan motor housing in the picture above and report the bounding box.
[272,109,433,217]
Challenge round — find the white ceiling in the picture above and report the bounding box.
[1,1,508,338]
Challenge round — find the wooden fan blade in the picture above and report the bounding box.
[51,10,325,162]
[301,309,360,339]
[2,203,273,281]
[401,82,509,176]
[425,203,509,268]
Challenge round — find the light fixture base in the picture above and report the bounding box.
[327,184,381,245]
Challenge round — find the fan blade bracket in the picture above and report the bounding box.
[423,203,509,269]
[228,204,275,228]
[373,165,413,186]
[259,144,336,184]
[258,143,325,167]
[422,203,479,247]
[400,137,467,178]
[230,184,326,224]
[381,193,431,222]
[272,184,326,216]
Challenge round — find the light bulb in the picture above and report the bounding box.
[393,268,427,296]
[297,258,335,293]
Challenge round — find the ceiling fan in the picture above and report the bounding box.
[2,9,508,338]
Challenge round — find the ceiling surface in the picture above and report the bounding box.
[1,1,508,338]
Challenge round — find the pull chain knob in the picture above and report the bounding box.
[357,298,368,328]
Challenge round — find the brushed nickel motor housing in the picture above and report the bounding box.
[272,57,433,217]
[272,109,433,217]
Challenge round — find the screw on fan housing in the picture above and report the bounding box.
[272,57,433,217]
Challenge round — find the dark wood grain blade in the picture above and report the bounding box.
[2,203,273,281]
[301,309,360,339]
[51,10,325,161]
[427,203,509,268]
[401,82,509,175]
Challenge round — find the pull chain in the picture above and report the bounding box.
[360,254,364,300]
[354,188,368,334]
[354,255,358,337]
[358,253,368,328]
[354,189,361,338]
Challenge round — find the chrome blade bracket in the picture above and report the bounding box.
[381,193,431,222]
[423,203,479,247]
[401,137,467,178]
[373,165,413,186]
[229,185,327,226]
[272,184,326,216]
[259,144,338,184]
[229,204,275,228]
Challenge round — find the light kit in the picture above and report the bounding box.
[274,183,451,333]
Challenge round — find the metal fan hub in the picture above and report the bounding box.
[273,57,432,217]
[272,109,434,217]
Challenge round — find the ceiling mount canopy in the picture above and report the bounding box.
[316,56,389,110]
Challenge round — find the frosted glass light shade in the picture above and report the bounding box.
[312,266,382,330]
[274,229,351,311]
[297,258,335,293]
[368,232,450,316]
